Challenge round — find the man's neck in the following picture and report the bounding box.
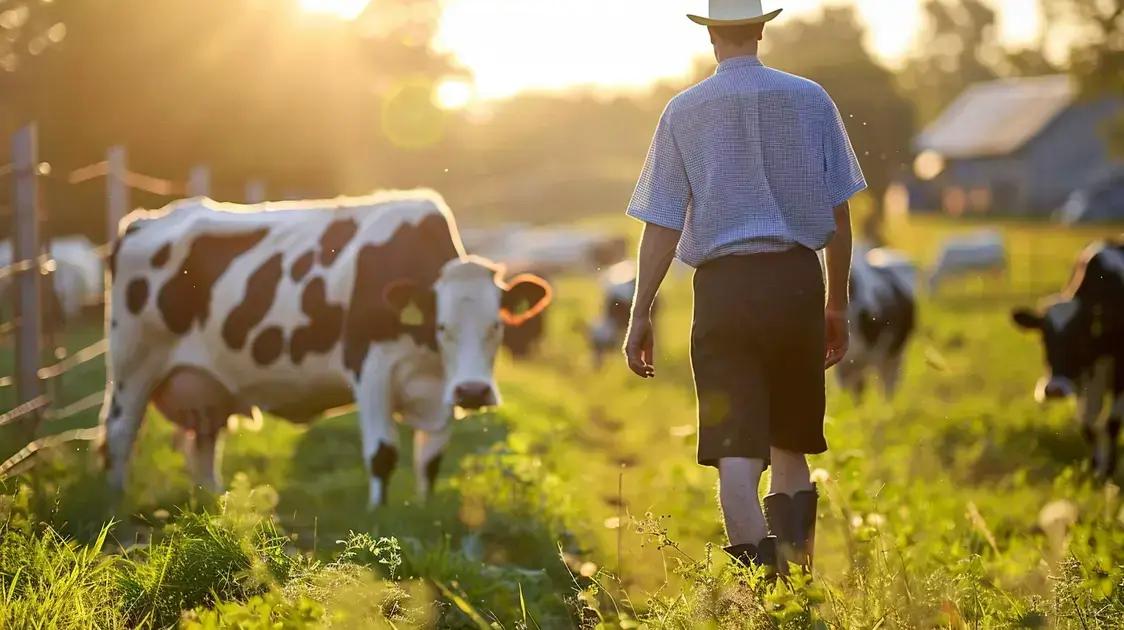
[716,45,759,63]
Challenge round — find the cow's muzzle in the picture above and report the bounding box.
[453,381,497,411]
[1035,377,1076,403]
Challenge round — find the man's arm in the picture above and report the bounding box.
[823,201,852,369]
[624,222,681,378]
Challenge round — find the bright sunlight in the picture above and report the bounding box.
[434,78,475,110]
[298,0,370,20]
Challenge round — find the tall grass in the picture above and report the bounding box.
[1,217,1122,627]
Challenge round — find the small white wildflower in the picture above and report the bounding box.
[579,562,598,577]
[850,514,864,529]
[1038,499,1078,531]
[604,516,621,529]
[810,468,831,484]
[867,513,887,528]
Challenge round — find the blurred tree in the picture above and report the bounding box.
[2,0,460,240]
[899,0,1002,125]
[0,0,66,131]
[1040,0,1124,153]
[763,7,916,240]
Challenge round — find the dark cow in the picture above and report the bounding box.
[1013,239,1124,478]
[835,247,918,398]
[590,261,659,368]
[101,191,552,507]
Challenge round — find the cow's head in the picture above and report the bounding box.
[1012,298,1094,402]
[385,257,552,411]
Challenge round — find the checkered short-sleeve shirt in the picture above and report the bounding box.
[626,55,866,268]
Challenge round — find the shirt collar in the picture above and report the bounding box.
[716,55,764,73]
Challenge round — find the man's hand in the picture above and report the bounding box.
[624,315,656,378]
[824,310,849,369]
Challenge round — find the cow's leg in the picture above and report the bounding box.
[354,358,398,509]
[414,425,452,501]
[835,358,865,399]
[878,353,905,399]
[190,422,224,493]
[1107,359,1124,478]
[1079,359,1111,477]
[401,375,452,502]
[173,428,198,484]
[101,365,162,494]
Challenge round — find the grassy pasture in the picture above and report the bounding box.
[1,215,1123,628]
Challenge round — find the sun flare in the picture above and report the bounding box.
[298,0,370,21]
[435,78,475,110]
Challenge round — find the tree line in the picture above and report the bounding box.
[0,0,1117,242]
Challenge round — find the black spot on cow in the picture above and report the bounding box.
[343,214,460,377]
[111,319,119,329]
[125,278,149,314]
[290,277,345,364]
[151,243,172,268]
[370,442,399,505]
[252,326,285,366]
[319,219,359,267]
[290,250,315,283]
[424,453,444,495]
[223,254,284,350]
[157,229,269,335]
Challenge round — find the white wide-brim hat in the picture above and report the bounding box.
[688,0,783,26]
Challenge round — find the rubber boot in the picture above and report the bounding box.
[724,536,778,576]
[764,485,819,574]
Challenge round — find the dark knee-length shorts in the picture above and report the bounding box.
[692,248,828,468]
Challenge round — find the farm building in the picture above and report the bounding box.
[908,74,1124,219]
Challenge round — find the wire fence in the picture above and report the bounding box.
[0,123,271,479]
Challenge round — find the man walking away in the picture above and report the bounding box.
[623,0,865,574]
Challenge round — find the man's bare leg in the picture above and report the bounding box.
[769,447,813,495]
[765,447,818,572]
[718,457,768,545]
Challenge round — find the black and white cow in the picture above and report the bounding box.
[0,236,104,322]
[1012,239,1124,478]
[101,191,552,507]
[589,261,658,368]
[835,247,918,398]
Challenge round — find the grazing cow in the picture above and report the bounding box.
[0,236,104,322]
[101,191,552,507]
[590,261,658,368]
[835,247,918,398]
[1012,239,1124,478]
[929,230,1007,294]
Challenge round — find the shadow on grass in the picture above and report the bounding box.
[273,410,509,556]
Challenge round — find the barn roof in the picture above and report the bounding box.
[915,75,1076,159]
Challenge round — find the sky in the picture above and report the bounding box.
[432,0,1044,101]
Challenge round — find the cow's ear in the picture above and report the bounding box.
[501,274,553,327]
[1012,307,1044,330]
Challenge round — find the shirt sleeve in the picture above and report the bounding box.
[626,107,690,231]
[823,98,867,207]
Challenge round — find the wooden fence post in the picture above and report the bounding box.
[187,165,211,197]
[12,124,43,425]
[245,179,266,204]
[106,145,128,244]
